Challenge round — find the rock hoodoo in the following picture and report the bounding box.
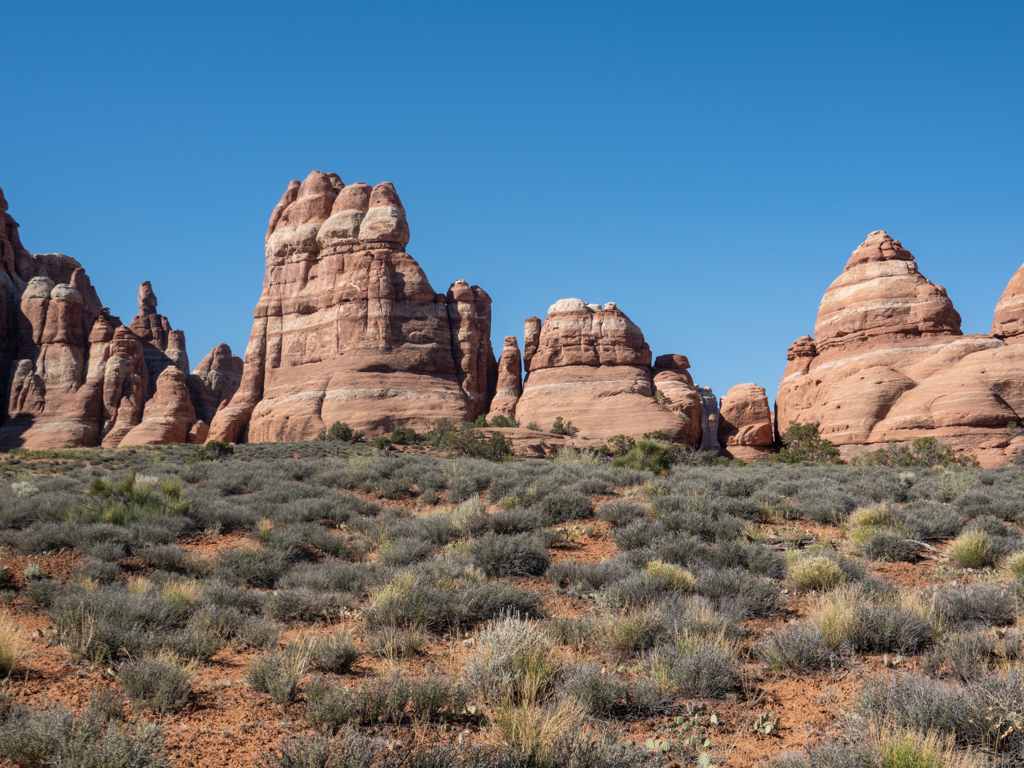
[718,383,774,460]
[511,299,702,441]
[0,184,233,449]
[208,171,496,443]
[487,336,523,422]
[777,231,1024,465]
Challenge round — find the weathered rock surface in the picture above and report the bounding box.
[119,366,196,446]
[718,383,774,459]
[188,344,244,425]
[992,262,1024,341]
[651,354,702,446]
[515,300,699,442]
[778,231,1024,464]
[0,185,225,449]
[208,171,496,443]
[487,337,523,422]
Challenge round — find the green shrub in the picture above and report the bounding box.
[490,415,517,428]
[772,423,843,464]
[371,436,393,451]
[948,530,995,568]
[389,427,418,445]
[612,440,675,474]
[550,417,579,436]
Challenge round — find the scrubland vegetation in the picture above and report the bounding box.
[2,431,1024,767]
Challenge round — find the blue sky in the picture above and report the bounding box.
[2,1,1022,403]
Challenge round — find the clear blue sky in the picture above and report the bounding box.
[3,1,1022,403]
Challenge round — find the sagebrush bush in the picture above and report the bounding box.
[0,698,166,768]
[758,622,831,673]
[309,631,361,674]
[465,614,563,707]
[248,642,310,706]
[119,654,194,713]
[470,532,551,577]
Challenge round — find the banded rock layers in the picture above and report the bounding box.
[0,185,241,449]
[777,231,1024,464]
[209,172,496,443]
[506,299,703,442]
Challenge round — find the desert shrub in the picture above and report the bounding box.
[613,520,665,551]
[471,533,551,577]
[364,625,426,662]
[814,585,934,654]
[796,487,857,524]
[379,537,433,567]
[697,567,780,618]
[861,531,917,562]
[859,672,1024,755]
[14,521,81,554]
[550,417,578,436]
[119,654,193,713]
[931,583,1016,629]
[593,608,669,661]
[248,642,310,707]
[489,507,544,535]
[612,440,675,474]
[215,545,293,588]
[279,562,384,596]
[948,530,995,568]
[365,570,542,633]
[0,699,166,768]
[903,503,963,540]
[595,500,645,527]
[644,634,738,698]
[264,589,344,623]
[310,632,361,674]
[758,622,831,673]
[788,555,845,592]
[853,437,978,469]
[465,614,563,707]
[772,423,842,464]
[0,610,25,677]
[922,630,994,682]
[536,491,593,524]
[546,559,632,594]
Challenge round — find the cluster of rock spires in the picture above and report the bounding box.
[6,173,1024,466]
[0,185,242,450]
[778,230,1024,466]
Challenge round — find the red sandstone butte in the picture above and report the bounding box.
[513,299,701,442]
[777,231,1024,466]
[208,171,496,443]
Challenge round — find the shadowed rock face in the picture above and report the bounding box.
[188,344,244,425]
[778,231,1024,466]
[0,184,230,449]
[992,262,1024,341]
[513,300,701,442]
[208,171,496,443]
[487,336,523,422]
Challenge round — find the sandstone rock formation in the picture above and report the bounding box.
[651,355,702,445]
[187,344,244,425]
[487,336,523,422]
[718,383,774,460]
[208,171,496,443]
[777,231,1024,465]
[992,262,1024,340]
[0,184,228,449]
[513,299,701,442]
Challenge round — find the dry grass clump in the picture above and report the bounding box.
[1002,550,1024,579]
[465,613,564,708]
[0,609,25,677]
[813,584,934,654]
[787,554,845,592]
[947,530,994,568]
[489,697,588,764]
[644,559,696,592]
